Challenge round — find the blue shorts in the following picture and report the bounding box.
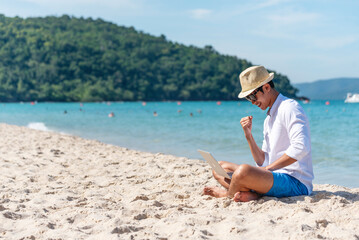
[264,172,308,198]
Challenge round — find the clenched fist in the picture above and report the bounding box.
[240,116,253,138]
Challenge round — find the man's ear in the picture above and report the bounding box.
[263,83,271,92]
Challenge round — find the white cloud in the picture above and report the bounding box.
[254,8,358,50]
[220,0,289,18]
[22,0,140,9]
[252,27,359,49]
[267,12,320,25]
[313,35,358,49]
[249,10,322,42]
[251,29,294,40]
[255,0,289,11]
[189,9,212,20]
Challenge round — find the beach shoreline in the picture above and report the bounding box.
[0,123,358,239]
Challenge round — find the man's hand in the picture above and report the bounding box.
[259,166,270,171]
[240,115,265,166]
[240,116,253,138]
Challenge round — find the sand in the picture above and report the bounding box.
[0,123,358,240]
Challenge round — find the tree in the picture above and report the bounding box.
[0,15,299,102]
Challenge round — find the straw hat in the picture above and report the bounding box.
[238,66,274,98]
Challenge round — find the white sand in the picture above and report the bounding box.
[0,123,358,239]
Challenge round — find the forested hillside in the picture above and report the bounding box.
[0,15,298,102]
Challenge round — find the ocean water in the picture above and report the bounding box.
[0,100,358,188]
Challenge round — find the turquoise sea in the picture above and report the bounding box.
[0,99,358,188]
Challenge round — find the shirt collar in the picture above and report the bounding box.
[267,93,283,116]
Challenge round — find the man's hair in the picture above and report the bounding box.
[258,81,275,93]
[268,80,275,89]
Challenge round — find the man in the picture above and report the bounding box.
[204,65,314,202]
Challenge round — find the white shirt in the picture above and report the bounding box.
[261,94,314,194]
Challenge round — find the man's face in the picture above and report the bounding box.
[247,85,269,110]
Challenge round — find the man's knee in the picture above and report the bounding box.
[233,164,252,180]
[218,161,233,170]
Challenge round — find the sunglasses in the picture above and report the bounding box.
[245,86,263,102]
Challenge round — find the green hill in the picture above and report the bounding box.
[294,78,359,100]
[0,14,298,102]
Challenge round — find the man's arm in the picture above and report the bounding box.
[240,116,265,166]
[263,153,297,171]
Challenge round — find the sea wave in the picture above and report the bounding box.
[27,122,49,131]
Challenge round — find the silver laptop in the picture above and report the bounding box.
[198,149,232,179]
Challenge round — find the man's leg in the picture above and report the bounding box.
[212,161,240,188]
[227,164,273,197]
[203,161,239,197]
[204,164,274,202]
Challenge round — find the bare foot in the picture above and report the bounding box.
[233,191,260,202]
[203,186,227,198]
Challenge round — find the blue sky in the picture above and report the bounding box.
[1,0,358,83]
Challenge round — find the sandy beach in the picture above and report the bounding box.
[0,123,358,239]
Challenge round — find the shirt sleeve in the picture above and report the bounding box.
[284,103,311,162]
